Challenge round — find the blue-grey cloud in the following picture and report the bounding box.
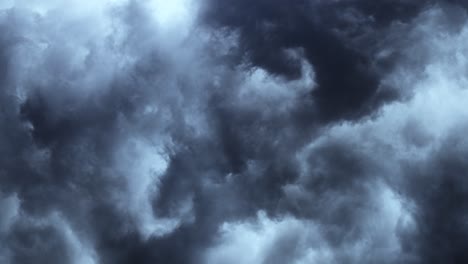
[1,1,468,264]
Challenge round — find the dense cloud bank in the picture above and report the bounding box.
[1,1,468,263]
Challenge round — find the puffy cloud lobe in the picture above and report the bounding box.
[1,1,468,264]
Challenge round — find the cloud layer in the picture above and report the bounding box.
[1,1,468,263]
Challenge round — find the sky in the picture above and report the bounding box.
[1,0,468,263]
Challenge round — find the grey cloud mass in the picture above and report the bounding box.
[1,0,468,263]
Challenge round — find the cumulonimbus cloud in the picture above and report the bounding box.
[1,1,468,264]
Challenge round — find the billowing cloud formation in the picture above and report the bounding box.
[1,1,468,263]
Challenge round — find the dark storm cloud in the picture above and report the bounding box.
[200,0,438,122]
[0,2,184,263]
[201,0,468,123]
[2,1,468,264]
[398,124,468,264]
[6,218,72,264]
[198,3,468,262]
